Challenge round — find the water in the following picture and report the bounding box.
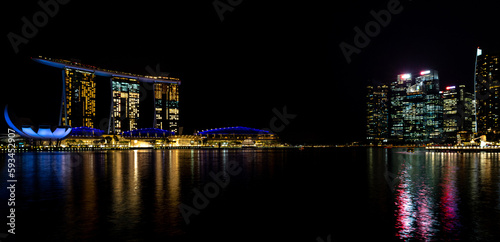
[1,148,499,241]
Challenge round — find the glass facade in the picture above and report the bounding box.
[111,77,140,134]
[389,74,413,141]
[475,51,500,138]
[62,68,96,128]
[154,83,179,134]
[442,85,474,143]
[386,70,444,143]
[34,57,181,135]
[366,84,389,143]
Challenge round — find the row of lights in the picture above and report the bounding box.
[426,146,500,149]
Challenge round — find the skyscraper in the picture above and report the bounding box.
[388,70,442,143]
[32,57,181,134]
[475,49,500,138]
[154,82,179,133]
[61,68,96,128]
[389,73,412,142]
[366,84,389,143]
[111,77,140,133]
[442,85,474,143]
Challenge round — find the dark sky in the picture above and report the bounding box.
[1,0,499,144]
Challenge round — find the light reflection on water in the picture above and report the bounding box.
[0,149,273,240]
[1,148,499,241]
[388,149,500,241]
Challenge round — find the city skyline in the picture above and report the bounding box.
[3,0,500,144]
[366,48,500,145]
[367,69,474,144]
[3,1,500,241]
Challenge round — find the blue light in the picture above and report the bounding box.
[4,106,72,139]
[32,57,180,84]
[22,126,42,138]
[53,127,72,137]
[37,126,54,139]
[70,127,104,137]
[4,106,24,135]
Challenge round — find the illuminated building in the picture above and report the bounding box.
[387,70,443,143]
[69,127,105,137]
[62,68,96,127]
[32,56,181,134]
[366,84,389,143]
[154,82,179,133]
[475,49,500,138]
[442,85,474,143]
[418,70,442,143]
[196,126,279,147]
[122,128,173,138]
[389,74,413,141]
[4,106,72,140]
[111,77,140,134]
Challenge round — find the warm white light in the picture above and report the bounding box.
[401,74,411,79]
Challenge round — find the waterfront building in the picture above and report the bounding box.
[196,126,279,147]
[32,56,181,134]
[475,49,500,139]
[62,68,96,128]
[442,85,474,143]
[388,70,442,143]
[154,82,180,133]
[111,77,140,134]
[369,70,477,144]
[366,84,389,143]
[389,73,413,141]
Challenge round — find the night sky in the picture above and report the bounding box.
[2,0,499,144]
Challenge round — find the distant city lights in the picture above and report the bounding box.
[401,74,411,79]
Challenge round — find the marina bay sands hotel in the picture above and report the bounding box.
[32,56,180,134]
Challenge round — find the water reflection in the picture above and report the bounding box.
[387,149,500,241]
[2,148,499,241]
[5,149,278,240]
[393,155,438,240]
[440,159,460,240]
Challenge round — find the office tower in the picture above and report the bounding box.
[389,74,413,141]
[61,68,96,127]
[475,49,500,138]
[154,82,179,133]
[366,84,389,143]
[419,70,442,142]
[388,70,442,143]
[111,77,140,133]
[460,85,475,137]
[442,85,473,143]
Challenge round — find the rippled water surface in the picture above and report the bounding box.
[1,148,499,241]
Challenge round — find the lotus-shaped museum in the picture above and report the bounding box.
[4,106,72,139]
